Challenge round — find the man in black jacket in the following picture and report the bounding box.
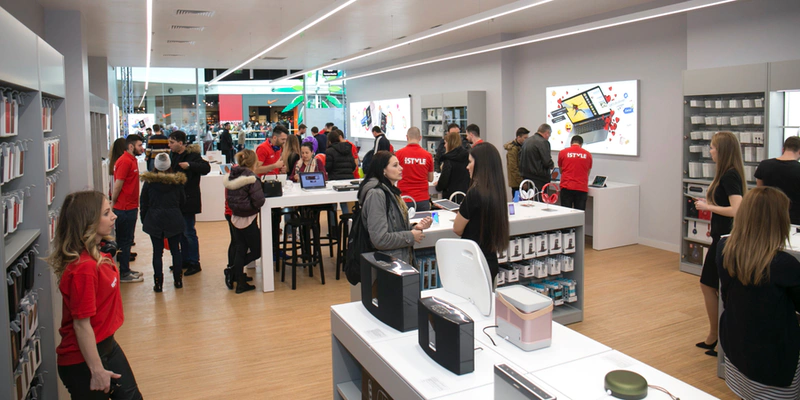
[169,130,211,276]
[519,124,554,200]
[218,123,234,163]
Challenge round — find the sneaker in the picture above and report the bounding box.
[130,270,143,278]
[120,273,144,283]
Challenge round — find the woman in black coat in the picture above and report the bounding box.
[325,129,357,181]
[140,153,186,292]
[435,131,471,200]
[224,149,266,293]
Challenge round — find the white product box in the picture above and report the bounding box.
[563,230,576,254]
[704,116,716,125]
[754,98,764,107]
[729,99,741,108]
[520,262,535,278]
[704,100,714,108]
[497,247,508,264]
[716,116,730,125]
[522,236,536,260]
[739,131,752,144]
[702,145,711,158]
[715,100,726,109]
[690,100,703,107]
[534,234,549,257]
[689,162,703,178]
[559,255,574,272]
[702,163,716,178]
[742,99,754,108]
[702,131,714,140]
[730,116,743,126]
[507,265,520,283]
[687,220,711,243]
[690,115,705,124]
[496,271,505,286]
[756,147,766,162]
[744,147,755,162]
[508,237,524,262]
[690,131,703,140]
[689,145,703,153]
[754,115,763,125]
[533,260,547,278]
[745,165,756,182]
[548,232,563,255]
[743,115,755,124]
[546,257,561,275]
[753,132,764,144]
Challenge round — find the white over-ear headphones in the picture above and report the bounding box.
[519,179,539,202]
[401,195,417,218]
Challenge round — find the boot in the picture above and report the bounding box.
[224,267,234,290]
[173,269,183,289]
[235,273,255,294]
[153,275,163,293]
[184,262,202,276]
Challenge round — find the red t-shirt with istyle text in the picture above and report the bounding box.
[397,143,433,202]
[56,250,124,366]
[558,144,593,192]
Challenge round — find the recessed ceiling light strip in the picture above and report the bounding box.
[330,0,735,84]
[145,0,153,90]
[273,0,554,83]
[208,0,358,85]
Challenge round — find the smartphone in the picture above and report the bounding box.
[508,204,515,215]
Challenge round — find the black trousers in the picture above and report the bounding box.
[57,335,142,400]
[225,215,236,268]
[530,178,549,202]
[560,188,588,210]
[233,217,262,281]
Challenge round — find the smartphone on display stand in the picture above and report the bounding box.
[508,204,515,215]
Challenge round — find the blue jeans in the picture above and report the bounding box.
[113,209,137,275]
[181,213,199,264]
[150,234,183,276]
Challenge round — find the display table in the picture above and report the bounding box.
[196,171,228,222]
[332,289,715,400]
[585,181,639,250]
[258,181,439,292]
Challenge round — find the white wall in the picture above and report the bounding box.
[0,0,44,37]
[512,15,687,252]
[687,0,800,70]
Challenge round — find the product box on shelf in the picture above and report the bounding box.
[562,230,576,254]
[522,235,536,260]
[688,162,703,178]
[553,278,578,303]
[534,234,549,257]
[548,232,563,255]
[496,270,505,286]
[702,163,715,178]
[686,242,706,265]
[497,247,508,264]
[519,262,535,278]
[546,257,560,276]
[508,237,523,262]
[507,265,520,283]
[540,281,565,306]
[559,255,574,272]
[532,259,548,279]
[687,220,712,243]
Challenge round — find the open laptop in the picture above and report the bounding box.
[299,172,327,191]
[589,175,607,188]
[562,86,611,144]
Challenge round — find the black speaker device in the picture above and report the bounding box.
[418,297,474,375]
[360,252,420,332]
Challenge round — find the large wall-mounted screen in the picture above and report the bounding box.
[546,80,638,156]
[349,97,411,141]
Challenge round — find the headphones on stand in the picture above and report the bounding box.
[541,183,560,209]
[401,195,417,219]
[518,179,540,205]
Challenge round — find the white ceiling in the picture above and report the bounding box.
[37,0,683,75]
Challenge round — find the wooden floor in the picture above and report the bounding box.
[116,220,735,399]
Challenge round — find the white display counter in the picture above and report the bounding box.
[585,181,640,250]
[196,171,227,222]
[331,289,715,400]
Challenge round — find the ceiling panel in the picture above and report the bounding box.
[36,0,683,74]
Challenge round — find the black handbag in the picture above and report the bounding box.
[262,179,283,198]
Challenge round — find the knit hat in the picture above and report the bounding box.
[154,153,171,171]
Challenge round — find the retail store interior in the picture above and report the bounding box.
[1,0,800,399]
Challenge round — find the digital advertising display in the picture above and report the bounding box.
[349,97,411,141]
[546,80,638,156]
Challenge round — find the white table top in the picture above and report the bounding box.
[531,350,717,399]
[261,179,440,209]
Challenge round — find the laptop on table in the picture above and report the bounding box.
[562,86,611,144]
[299,172,327,191]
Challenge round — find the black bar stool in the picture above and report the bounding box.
[274,207,300,272]
[335,211,354,280]
[300,204,339,257]
[281,217,325,290]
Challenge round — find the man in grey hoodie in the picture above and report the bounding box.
[519,124,554,200]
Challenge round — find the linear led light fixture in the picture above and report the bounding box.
[330,0,735,84]
[138,91,147,108]
[273,0,553,83]
[145,0,153,90]
[208,0,357,86]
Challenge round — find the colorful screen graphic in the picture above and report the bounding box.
[349,97,411,141]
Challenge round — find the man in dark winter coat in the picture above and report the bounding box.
[169,130,211,276]
[218,122,234,163]
[519,123,554,200]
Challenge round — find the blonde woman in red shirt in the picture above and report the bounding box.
[47,191,142,399]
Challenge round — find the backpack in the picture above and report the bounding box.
[344,186,393,285]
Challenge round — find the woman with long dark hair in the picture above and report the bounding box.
[435,130,470,200]
[453,143,509,281]
[289,142,327,182]
[224,149,265,293]
[718,187,800,398]
[282,134,301,176]
[694,131,746,356]
[358,151,431,263]
[46,191,143,399]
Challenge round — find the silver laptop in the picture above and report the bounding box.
[299,172,327,191]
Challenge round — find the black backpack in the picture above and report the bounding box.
[344,186,393,285]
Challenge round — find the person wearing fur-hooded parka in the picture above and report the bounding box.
[140,156,187,292]
[223,149,265,293]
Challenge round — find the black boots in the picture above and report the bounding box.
[173,269,183,289]
[224,267,234,290]
[184,262,202,276]
[153,275,163,292]
[235,273,255,294]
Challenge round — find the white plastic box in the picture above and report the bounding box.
[548,232,563,255]
[522,236,536,260]
[534,234,549,257]
[508,237,524,262]
[562,230,576,254]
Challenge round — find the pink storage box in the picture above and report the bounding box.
[495,285,553,351]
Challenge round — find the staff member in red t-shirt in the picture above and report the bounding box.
[557,135,593,210]
[110,134,144,283]
[47,191,143,399]
[397,127,434,211]
[255,124,289,177]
